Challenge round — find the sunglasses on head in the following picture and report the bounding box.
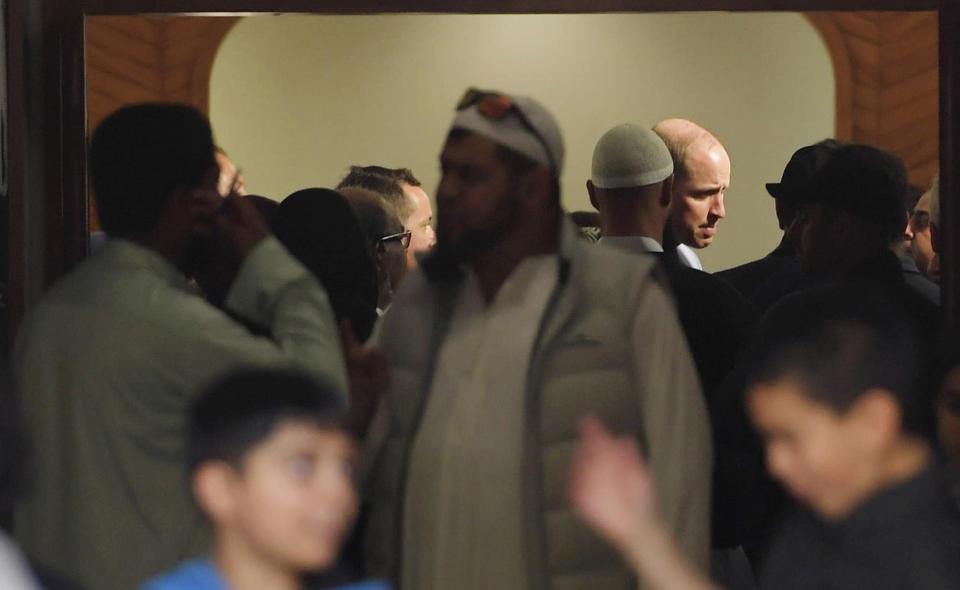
[456,87,556,174]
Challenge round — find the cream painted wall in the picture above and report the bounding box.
[210,12,833,272]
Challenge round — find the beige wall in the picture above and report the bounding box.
[209,12,833,272]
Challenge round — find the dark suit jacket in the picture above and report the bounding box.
[716,237,804,312]
[656,249,760,400]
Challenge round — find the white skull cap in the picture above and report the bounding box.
[591,123,674,189]
[451,90,565,176]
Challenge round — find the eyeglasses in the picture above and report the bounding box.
[456,87,556,174]
[378,230,412,249]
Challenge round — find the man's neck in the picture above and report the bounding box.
[603,228,662,244]
[214,535,300,590]
[600,199,666,244]
[470,213,559,304]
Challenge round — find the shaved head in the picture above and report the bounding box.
[653,118,730,248]
[653,118,724,180]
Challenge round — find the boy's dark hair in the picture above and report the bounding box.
[90,103,216,237]
[187,368,348,473]
[744,283,935,438]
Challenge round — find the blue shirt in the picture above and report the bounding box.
[140,560,226,590]
[140,559,394,590]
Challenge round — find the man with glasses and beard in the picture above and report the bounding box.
[359,88,711,590]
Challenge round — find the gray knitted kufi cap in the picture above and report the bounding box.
[591,123,674,189]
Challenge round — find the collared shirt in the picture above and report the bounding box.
[599,235,663,254]
[760,463,960,590]
[401,255,558,590]
[676,243,703,270]
[14,237,346,590]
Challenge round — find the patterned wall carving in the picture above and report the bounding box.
[85,16,238,230]
[808,11,939,188]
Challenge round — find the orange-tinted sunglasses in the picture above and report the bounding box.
[456,88,556,173]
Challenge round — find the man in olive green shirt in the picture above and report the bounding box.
[13,104,346,590]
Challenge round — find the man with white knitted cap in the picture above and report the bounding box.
[361,89,711,590]
[587,123,676,252]
[588,125,762,582]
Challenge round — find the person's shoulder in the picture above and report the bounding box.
[139,559,227,590]
[30,243,193,314]
[717,252,798,295]
[715,256,769,284]
[666,260,757,313]
[576,237,659,280]
[573,240,666,311]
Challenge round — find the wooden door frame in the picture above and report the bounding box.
[10,0,959,337]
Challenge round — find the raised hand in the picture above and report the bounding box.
[568,415,658,552]
[214,193,271,259]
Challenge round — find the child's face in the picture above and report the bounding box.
[747,379,884,521]
[229,420,359,571]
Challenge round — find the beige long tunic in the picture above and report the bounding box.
[401,255,558,590]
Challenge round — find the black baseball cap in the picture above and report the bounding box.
[801,143,909,241]
[766,139,843,201]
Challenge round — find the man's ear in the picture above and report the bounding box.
[931,221,940,253]
[587,180,599,211]
[660,176,674,208]
[849,388,902,451]
[193,461,239,524]
[518,167,553,212]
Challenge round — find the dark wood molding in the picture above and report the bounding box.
[7,0,27,343]
[804,12,855,141]
[75,0,940,14]
[43,3,88,289]
[941,0,958,328]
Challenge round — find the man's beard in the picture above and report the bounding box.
[435,182,522,265]
[435,222,514,265]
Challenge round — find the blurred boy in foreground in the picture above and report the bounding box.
[140,369,378,590]
[570,284,960,590]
